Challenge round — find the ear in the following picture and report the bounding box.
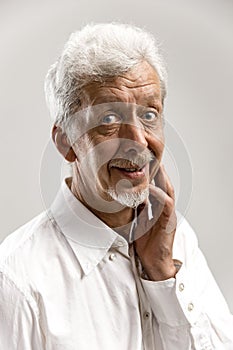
[52,125,77,162]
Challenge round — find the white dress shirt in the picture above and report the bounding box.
[0,179,233,350]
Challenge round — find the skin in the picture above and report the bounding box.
[53,60,178,281]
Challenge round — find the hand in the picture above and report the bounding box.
[134,164,178,281]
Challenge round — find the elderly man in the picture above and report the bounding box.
[0,23,232,350]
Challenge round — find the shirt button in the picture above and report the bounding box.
[143,311,150,319]
[179,283,185,292]
[188,302,194,311]
[109,253,116,261]
[117,240,124,247]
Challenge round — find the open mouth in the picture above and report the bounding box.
[121,168,141,172]
[109,160,143,172]
[109,158,144,170]
[111,166,143,173]
[108,152,155,179]
[108,149,155,173]
[109,162,146,179]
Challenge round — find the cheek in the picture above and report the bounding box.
[73,131,117,160]
[75,134,121,177]
[146,130,164,182]
[72,134,92,160]
[146,130,165,160]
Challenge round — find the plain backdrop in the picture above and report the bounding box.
[0,0,232,311]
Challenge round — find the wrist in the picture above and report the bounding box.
[137,256,182,281]
[145,262,177,281]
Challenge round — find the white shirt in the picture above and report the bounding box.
[0,179,233,350]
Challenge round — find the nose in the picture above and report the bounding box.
[118,121,148,154]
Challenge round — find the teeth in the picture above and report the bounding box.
[124,168,138,172]
[111,166,142,172]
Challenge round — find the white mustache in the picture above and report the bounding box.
[109,150,155,169]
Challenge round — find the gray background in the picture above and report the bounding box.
[0,0,232,311]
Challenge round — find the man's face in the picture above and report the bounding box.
[70,61,164,210]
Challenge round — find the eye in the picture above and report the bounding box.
[141,111,158,121]
[101,114,121,125]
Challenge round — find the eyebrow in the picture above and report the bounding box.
[142,95,160,105]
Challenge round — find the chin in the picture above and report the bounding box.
[107,186,149,209]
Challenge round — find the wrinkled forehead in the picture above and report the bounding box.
[80,88,162,110]
[79,63,163,108]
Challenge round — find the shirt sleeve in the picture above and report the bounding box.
[140,218,233,350]
[0,271,44,350]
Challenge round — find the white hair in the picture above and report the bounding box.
[44,23,167,129]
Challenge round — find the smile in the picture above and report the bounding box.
[111,166,146,179]
[121,168,140,172]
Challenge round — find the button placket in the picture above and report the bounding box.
[188,302,194,312]
[179,283,185,292]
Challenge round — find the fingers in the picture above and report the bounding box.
[149,164,176,232]
[160,164,175,201]
[134,164,176,239]
[153,164,175,199]
[153,165,167,193]
[149,170,174,217]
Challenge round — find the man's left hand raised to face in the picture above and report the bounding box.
[134,164,179,281]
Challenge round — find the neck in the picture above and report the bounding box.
[70,177,135,238]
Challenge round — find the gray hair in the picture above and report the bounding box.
[44,23,167,129]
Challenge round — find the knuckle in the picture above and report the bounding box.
[166,197,174,210]
[170,187,175,196]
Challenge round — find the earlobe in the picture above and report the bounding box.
[52,125,77,162]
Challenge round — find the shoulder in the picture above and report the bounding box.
[0,211,54,265]
[0,210,71,297]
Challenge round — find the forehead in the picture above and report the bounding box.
[81,61,162,109]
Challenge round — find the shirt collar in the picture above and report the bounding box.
[49,178,128,275]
